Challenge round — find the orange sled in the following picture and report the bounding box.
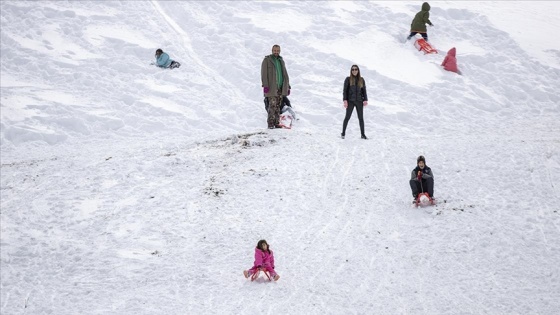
[414,38,438,54]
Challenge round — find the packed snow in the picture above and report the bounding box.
[1,1,559,314]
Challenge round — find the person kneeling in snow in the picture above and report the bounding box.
[154,49,181,69]
[441,47,461,75]
[243,239,280,281]
[264,96,296,120]
[409,155,434,202]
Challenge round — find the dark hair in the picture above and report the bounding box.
[155,49,163,57]
[417,155,426,164]
[256,239,271,253]
[349,64,364,88]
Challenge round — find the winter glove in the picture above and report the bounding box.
[263,87,269,94]
[343,100,348,108]
[363,101,368,107]
[417,171,422,181]
[288,89,291,96]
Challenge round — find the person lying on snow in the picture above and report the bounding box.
[409,155,434,202]
[243,239,280,281]
[154,49,180,69]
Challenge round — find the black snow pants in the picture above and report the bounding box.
[409,177,434,198]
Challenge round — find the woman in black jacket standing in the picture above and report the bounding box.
[342,64,368,139]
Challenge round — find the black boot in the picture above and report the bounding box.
[341,133,345,139]
[361,134,367,139]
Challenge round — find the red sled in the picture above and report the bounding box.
[414,38,438,55]
[415,192,436,207]
[251,268,272,282]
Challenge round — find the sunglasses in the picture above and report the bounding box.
[351,68,358,71]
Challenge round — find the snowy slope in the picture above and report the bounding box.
[1,1,559,314]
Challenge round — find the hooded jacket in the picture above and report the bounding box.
[253,247,275,269]
[410,2,433,33]
[441,48,459,73]
[156,52,173,68]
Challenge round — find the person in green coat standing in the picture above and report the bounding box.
[406,2,434,42]
[261,45,291,129]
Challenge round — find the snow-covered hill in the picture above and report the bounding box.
[1,1,559,314]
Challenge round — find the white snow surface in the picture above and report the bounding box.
[1,1,560,314]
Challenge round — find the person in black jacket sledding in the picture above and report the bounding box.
[409,155,434,202]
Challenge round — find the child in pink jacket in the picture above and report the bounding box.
[441,47,461,74]
[243,240,280,281]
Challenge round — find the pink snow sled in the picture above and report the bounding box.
[250,268,272,282]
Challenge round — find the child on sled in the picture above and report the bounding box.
[243,239,280,281]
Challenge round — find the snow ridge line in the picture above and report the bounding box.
[150,1,246,100]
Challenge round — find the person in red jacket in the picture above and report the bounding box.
[441,47,461,75]
[243,240,280,281]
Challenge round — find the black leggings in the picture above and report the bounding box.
[342,100,364,135]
